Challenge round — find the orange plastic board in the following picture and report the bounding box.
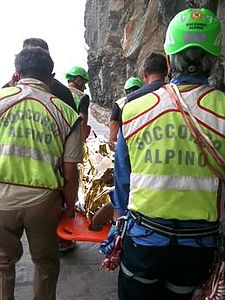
[57,212,110,242]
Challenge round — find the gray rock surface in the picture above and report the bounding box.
[85,0,225,108]
[89,103,111,139]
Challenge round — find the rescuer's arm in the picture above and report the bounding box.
[112,130,131,217]
[63,123,83,216]
[63,162,79,216]
[79,94,91,142]
[109,103,121,144]
[109,121,119,144]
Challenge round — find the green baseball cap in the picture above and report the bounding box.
[65,66,89,83]
[124,77,143,90]
[164,8,221,56]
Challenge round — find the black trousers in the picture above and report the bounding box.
[118,235,215,300]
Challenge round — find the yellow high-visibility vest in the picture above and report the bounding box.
[0,78,79,189]
[122,84,225,221]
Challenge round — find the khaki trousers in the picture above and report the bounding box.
[0,195,61,300]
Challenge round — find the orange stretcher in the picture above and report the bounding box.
[57,211,111,243]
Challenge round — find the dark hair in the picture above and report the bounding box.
[15,47,54,80]
[143,52,168,77]
[170,47,217,79]
[23,38,49,51]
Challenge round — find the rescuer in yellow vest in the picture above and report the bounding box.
[109,53,168,145]
[65,66,91,141]
[0,47,83,300]
[109,77,143,144]
[113,8,225,300]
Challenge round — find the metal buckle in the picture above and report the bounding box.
[115,216,128,239]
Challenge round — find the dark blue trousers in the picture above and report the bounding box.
[118,235,215,300]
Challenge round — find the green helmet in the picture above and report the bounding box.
[65,66,89,83]
[164,8,221,56]
[124,77,143,90]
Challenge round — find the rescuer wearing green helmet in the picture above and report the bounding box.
[65,66,90,88]
[93,76,143,230]
[65,66,91,141]
[124,77,143,94]
[109,52,168,145]
[109,77,143,144]
[113,8,225,300]
[57,65,91,252]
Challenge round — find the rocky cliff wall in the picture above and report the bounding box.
[84,0,225,108]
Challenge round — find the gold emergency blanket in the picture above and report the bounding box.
[77,136,114,220]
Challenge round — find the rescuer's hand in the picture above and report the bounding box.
[65,205,77,218]
[8,72,20,86]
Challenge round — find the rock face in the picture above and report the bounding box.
[84,0,225,108]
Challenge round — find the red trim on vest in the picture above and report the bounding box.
[162,84,202,93]
[0,180,63,190]
[0,87,21,101]
[50,95,73,128]
[197,90,225,120]
[125,108,178,141]
[122,92,160,125]
[196,117,225,139]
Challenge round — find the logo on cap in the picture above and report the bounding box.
[191,10,202,20]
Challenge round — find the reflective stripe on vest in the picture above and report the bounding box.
[116,96,127,110]
[122,85,225,140]
[130,173,219,193]
[0,144,59,166]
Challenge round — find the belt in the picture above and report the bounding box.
[130,211,219,238]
